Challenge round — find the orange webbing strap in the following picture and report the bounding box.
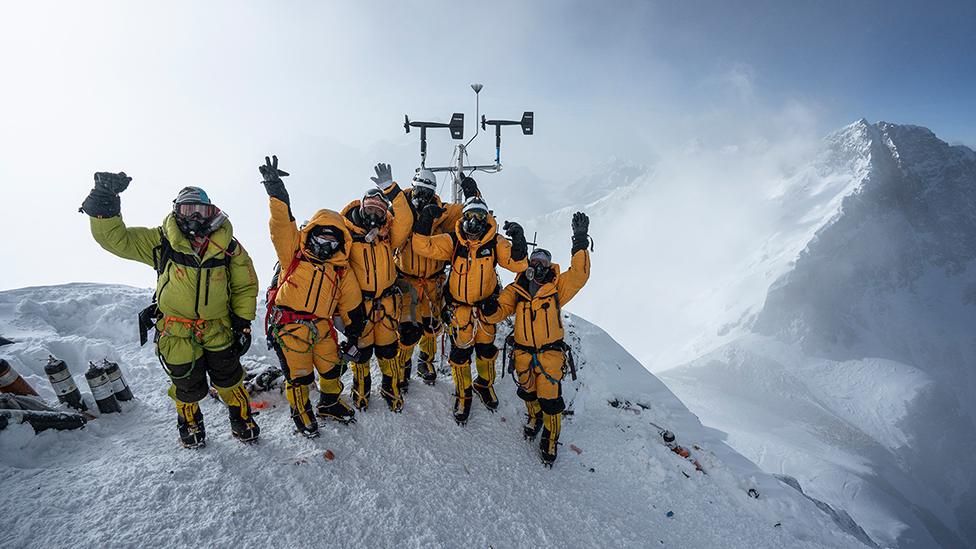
[161,316,208,339]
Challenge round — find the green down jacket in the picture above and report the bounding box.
[90,214,259,365]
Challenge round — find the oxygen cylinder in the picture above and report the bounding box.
[44,356,87,411]
[0,358,39,396]
[85,362,121,414]
[101,359,133,402]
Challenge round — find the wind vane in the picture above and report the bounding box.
[404,84,534,203]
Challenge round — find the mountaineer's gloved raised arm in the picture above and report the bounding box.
[81,172,161,266]
[503,221,528,261]
[261,155,303,269]
[260,155,292,210]
[459,176,480,199]
[370,162,394,191]
[80,171,132,218]
[557,211,591,305]
[571,211,590,253]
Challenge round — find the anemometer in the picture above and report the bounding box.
[404,83,534,203]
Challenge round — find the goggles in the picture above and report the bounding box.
[175,203,217,219]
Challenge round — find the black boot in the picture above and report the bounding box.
[417,352,437,385]
[317,392,356,424]
[176,402,206,449]
[216,383,260,443]
[453,387,473,425]
[229,413,259,443]
[285,381,319,438]
[472,377,499,412]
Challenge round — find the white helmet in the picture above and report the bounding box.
[412,168,437,191]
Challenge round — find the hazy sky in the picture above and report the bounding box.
[1,0,974,292]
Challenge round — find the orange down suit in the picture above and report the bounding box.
[411,216,527,397]
[267,200,363,395]
[483,248,590,408]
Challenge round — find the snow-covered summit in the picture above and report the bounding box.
[0,283,869,548]
[665,120,976,549]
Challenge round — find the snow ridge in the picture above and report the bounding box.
[0,284,867,548]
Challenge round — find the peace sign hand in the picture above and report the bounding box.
[259,155,290,183]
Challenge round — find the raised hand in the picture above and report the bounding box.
[259,155,290,183]
[571,211,590,253]
[94,172,132,194]
[259,155,290,204]
[502,221,524,238]
[370,163,393,190]
[572,212,589,236]
[459,176,480,199]
[503,221,527,261]
[81,171,131,217]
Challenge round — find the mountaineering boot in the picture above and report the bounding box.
[316,371,356,423]
[316,392,356,424]
[351,361,371,410]
[454,387,473,425]
[175,400,206,449]
[539,412,561,467]
[473,355,499,411]
[523,399,543,440]
[417,334,438,385]
[284,380,319,438]
[217,382,260,443]
[378,357,403,413]
[451,361,473,425]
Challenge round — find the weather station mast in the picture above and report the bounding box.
[403,84,534,203]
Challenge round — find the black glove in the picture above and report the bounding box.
[79,171,132,218]
[259,155,290,204]
[230,314,252,356]
[478,294,499,317]
[339,340,362,363]
[414,203,445,236]
[503,221,528,261]
[571,211,590,254]
[344,303,367,341]
[459,176,480,199]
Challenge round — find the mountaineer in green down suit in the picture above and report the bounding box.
[80,171,260,448]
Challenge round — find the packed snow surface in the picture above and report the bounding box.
[0,284,866,548]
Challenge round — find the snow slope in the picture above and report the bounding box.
[663,121,976,549]
[0,283,867,548]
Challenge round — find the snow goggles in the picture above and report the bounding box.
[463,209,488,221]
[175,203,217,219]
[526,249,552,281]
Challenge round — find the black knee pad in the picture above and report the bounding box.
[290,372,315,385]
[539,396,565,415]
[399,322,423,346]
[356,345,375,362]
[176,378,209,403]
[421,316,438,333]
[320,366,342,380]
[375,342,399,360]
[475,342,498,360]
[205,346,245,389]
[517,387,537,402]
[450,345,474,364]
